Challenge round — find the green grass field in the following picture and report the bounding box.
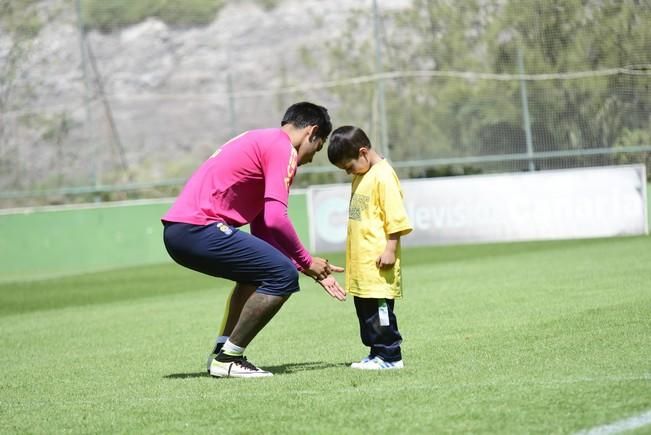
[1,236,650,434]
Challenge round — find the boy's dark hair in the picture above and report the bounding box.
[281,102,332,141]
[327,125,372,165]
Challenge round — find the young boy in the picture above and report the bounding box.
[327,126,413,370]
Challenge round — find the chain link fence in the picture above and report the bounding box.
[1,0,650,208]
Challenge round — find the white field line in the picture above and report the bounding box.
[574,410,651,435]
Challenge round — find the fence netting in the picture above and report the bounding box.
[1,0,650,207]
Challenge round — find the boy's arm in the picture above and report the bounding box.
[376,232,401,269]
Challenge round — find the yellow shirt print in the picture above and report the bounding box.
[345,159,412,299]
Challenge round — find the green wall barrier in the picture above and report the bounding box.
[1,183,648,282]
[0,193,310,282]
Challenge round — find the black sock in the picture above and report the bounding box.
[216,353,243,362]
[212,342,224,354]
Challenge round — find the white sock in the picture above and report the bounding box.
[222,339,245,357]
[212,336,229,353]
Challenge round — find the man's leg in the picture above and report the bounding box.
[227,292,288,347]
[206,230,298,377]
[211,292,289,377]
[211,292,291,377]
[219,283,258,337]
[163,222,299,377]
[207,283,257,371]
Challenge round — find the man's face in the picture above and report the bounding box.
[335,149,371,175]
[297,134,324,166]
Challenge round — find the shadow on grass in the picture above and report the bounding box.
[164,361,344,379]
[264,361,344,374]
[164,372,208,379]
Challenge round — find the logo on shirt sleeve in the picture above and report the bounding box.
[284,148,298,190]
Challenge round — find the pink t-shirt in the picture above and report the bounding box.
[162,128,312,269]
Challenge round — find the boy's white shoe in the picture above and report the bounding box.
[350,355,373,368]
[209,355,273,378]
[350,356,404,370]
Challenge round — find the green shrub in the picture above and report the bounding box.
[81,0,226,32]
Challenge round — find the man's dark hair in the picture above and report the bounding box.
[281,102,332,141]
[327,125,372,165]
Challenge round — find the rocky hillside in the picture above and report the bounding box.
[1,0,409,198]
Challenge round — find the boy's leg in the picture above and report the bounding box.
[353,296,402,363]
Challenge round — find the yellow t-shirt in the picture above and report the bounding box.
[345,159,413,299]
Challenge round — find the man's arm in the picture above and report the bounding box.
[251,204,345,300]
[261,198,338,281]
[250,210,301,270]
[258,137,344,295]
[258,198,311,267]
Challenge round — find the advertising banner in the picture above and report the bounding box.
[307,165,648,252]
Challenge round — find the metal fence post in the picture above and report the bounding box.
[75,0,100,199]
[226,46,237,138]
[517,46,535,171]
[372,0,389,160]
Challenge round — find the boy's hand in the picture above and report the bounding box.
[376,250,396,269]
[377,234,400,269]
[316,275,347,301]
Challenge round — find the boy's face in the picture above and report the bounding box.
[336,148,371,175]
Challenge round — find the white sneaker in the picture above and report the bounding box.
[206,353,217,373]
[350,355,373,368]
[350,356,403,370]
[209,355,273,378]
[206,342,224,373]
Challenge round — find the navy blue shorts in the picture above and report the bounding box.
[162,221,300,296]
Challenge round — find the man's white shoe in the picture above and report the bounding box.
[206,343,225,373]
[206,353,217,373]
[350,356,403,370]
[209,355,273,378]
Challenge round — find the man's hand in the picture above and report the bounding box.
[316,275,346,301]
[306,257,344,281]
[328,263,344,273]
